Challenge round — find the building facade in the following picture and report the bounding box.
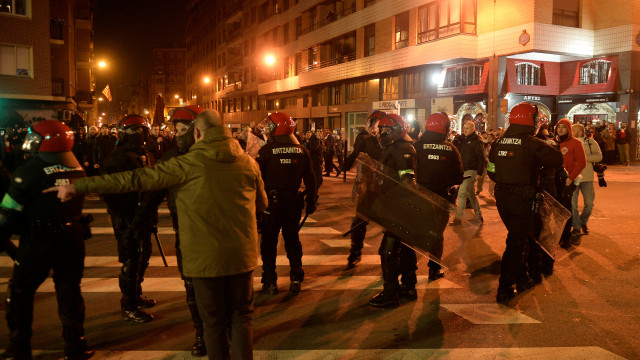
[187,0,639,158]
[0,0,98,127]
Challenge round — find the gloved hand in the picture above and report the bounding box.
[306,202,317,215]
[598,174,607,187]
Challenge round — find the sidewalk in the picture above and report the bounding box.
[601,162,640,182]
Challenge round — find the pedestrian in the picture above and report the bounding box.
[160,105,207,356]
[102,115,161,323]
[0,120,94,360]
[341,111,384,269]
[555,118,586,247]
[83,125,99,176]
[47,110,268,360]
[335,133,345,171]
[476,131,490,195]
[146,124,163,160]
[601,123,617,164]
[323,129,340,176]
[255,112,317,294]
[94,125,117,171]
[367,113,418,308]
[452,121,485,224]
[305,129,324,191]
[414,112,464,282]
[616,122,631,166]
[571,123,602,237]
[488,103,563,303]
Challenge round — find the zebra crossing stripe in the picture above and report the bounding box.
[26,347,628,359]
[0,275,460,292]
[89,222,325,235]
[82,208,318,223]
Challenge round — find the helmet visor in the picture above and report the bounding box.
[22,128,43,153]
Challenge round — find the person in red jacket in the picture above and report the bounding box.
[555,118,586,247]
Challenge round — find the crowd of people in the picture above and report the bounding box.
[0,104,632,360]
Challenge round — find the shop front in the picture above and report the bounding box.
[506,94,555,127]
[557,93,618,127]
[453,94,488,133]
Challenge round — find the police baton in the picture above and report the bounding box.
[342,220,366,238]
[151,227,168,267]
[299,213,309,230]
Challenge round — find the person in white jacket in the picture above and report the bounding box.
[571,123,602,236]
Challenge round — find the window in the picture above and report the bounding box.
[405,71,426,97]
[329,85,341,105]
[365,24,375,57]
[516,62,541,85]
[0,45,30,77]
[443,64,482,88]
[418,0,476,43]
[295,53,302,75]
[580,60,611,85]
[283,22,289,44]
[395,11,409,49]
[309,7,317,31]
[295,16,302,39]
[50,18,64,40]
[380,77,398,100]
[553,0,579,28]
[0,0,26,16]
[308,45,318,70]
[52,78,64,96]
[346,81,368,103]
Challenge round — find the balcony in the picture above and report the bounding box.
[75,90,93,104]
[298,52,355,74]
[220,82,243,96]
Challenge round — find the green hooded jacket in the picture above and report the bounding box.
[75,126,268,278]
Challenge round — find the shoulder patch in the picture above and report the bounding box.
[14,177,22,184]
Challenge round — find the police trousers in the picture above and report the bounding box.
[378,233,417,293]
[260,191,304,284]
[6,223,86,353]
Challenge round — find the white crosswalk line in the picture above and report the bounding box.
[26,347,628,359]
[83,208,171,214]
[441,303,541,324]
[320,239,371,248]
[0,275,460,292]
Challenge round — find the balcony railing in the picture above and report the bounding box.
[298,5,359,38]
[298,52,355,74]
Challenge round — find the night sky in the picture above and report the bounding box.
[93,0,186,102]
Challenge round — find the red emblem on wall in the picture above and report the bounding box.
[519,30,530,46]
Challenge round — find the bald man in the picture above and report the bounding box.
[452,121,486,223]
[47,110,268,360]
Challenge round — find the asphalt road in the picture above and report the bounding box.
[0,163,638,359]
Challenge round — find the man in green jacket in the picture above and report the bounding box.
[46,110,268,360]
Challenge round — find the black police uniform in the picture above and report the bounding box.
[342,131,382,267]
[304,133,323,191]
[488,124,563,301]
[2,157,90,358]
[414,130,464,277]
[372,138,417,306]
[102,146,159,318]
[257,141,317,291]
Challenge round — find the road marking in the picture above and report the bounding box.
[0,275,460,292]
[26,347,627,360]
[83,208,171,214]
[320,239,371,248]
[90,223,328,235]
[441,303,541,324]
[299,227,341,234]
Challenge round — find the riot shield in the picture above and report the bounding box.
[245,132,266,158]
[533,191,572,259]
[354,153,480,265]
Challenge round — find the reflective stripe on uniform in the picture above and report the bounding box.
[398,169,414,178]
[487,161,495,173]
[0,194,23,212]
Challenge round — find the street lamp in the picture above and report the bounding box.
[98,97,104,101]
[174,94,179,99]
[203,77,211,84]
[98,60,107,69]
[265,54,276,66]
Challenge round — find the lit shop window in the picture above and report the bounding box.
[0,45,31,77]
[346,81,368,104]
[516,62,541,86]
[580,60,611,85]
[0,0,27,16]
[380,77,399,100]
[443,64,482,88]
[395,11,409,49]
[418,0,476,43]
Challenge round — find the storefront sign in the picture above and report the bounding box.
[372,99,415,110]
[328,106,340,114]
[557,93,617,104]
[523,95,541,101]
[453,93,487,106]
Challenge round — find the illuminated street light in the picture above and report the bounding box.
[174,94,179,99]
[144,109,149,114]
[98,61,107,68]
[101,112,106,116]
[265,54,275,66]
[203,77,211,84]
[98,97,104,101]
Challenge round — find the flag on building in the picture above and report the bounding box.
[102,85,112,101]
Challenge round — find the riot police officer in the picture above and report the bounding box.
[414,112,464,282]
[488,103,563,303]
[368,113,418,308]
[256,112,317,295]
[102,115,159,323]
[160,106,206,355]
[1,120,94,359]
[341,111,384,269]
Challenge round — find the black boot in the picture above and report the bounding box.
[346,253,361,269]
[428,267,445,281]
[399,284,417,300]
[121,308,154,323]
[64,338,95,360]
[137,296,157,309]
[191,334,206,357]
[496,286,515,304]
[368,291,399,308]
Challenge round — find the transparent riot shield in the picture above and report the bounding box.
[354,153,480,265]
[245,132,266,159]
[532,190,572,259]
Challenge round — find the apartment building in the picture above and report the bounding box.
[0,0,97,126]
[186,0,639,158]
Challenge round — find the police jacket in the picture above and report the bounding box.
[489,124,563,188]
[380,138,416,182]
[305,135,323,165]
[256,140,317,202]
[453,132,486,173]
[74,126,268,278]
[414,131,464,190]
[95,134,117,166]
[4,156,85,226]
[343,133,382,171]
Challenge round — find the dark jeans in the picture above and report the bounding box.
[348,216,368,260]
[495,187,535,288]
[324,151,338,174]
[260,192,304,284]
[176,233,203,336]
[6,224,86,354]
[192,272,254,360]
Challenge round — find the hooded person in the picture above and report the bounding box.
[0,120,94,360]
[554,118,586,248]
